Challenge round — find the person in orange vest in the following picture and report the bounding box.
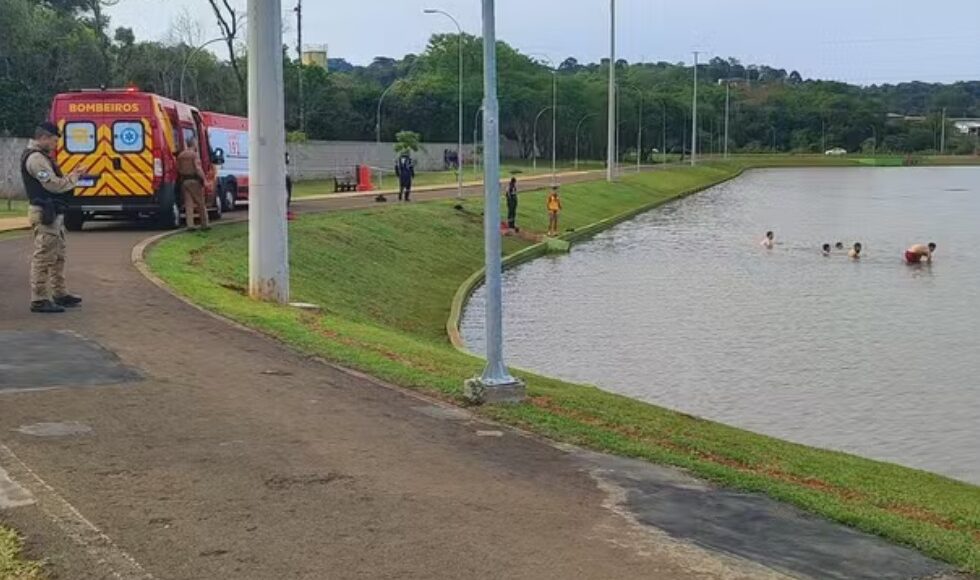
[546,186,562,236]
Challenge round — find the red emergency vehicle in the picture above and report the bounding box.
[200,111,249,211]
[49,88,223,230]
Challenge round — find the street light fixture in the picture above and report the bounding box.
[532,105,552,176]
[606,0,616,181]
[625,86,643,172]
[718,78,745,160]
[691,50,701,166]
[473,105,484,176]
[574,113,597,170]
[179,37,226,103]
[423,8,464,198]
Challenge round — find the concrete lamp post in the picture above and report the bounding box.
[247,0,289,303]
[463,0,525,405]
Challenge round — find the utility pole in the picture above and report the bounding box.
[940,107,947,154]
[606,0,616,181]
[551,68,557,184]
[661,101,667,164]
[295,0,304,133]
[464,0,524,404]
[636,90,643,172]
[248,0,289,303]
[723,81,730,159]
[690,51,700,166]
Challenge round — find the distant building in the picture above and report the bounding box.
[950,118,980,136]
[302,44,328,70]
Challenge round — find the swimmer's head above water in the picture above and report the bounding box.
[835,242,844,250]
[822,243,832,254]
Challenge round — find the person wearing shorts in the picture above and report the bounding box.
[905,243,935,264]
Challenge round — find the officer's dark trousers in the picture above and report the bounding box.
[399,180,412,201]
[507,200,518,229]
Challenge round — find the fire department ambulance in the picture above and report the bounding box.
[49,88,224,230]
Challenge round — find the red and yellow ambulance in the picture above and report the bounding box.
[49,88,224,230]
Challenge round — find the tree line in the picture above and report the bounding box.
[3,0,979,158]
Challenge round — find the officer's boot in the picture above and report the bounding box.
[31,300,65,314]
[54,294,83,307]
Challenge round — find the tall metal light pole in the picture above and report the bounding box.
[247,0,289,303]
[606,0,616,181]
[661,100,667,164]
[551,68,557,184]
[375,81,399,186]
[628,87,643,172]
[691,50,700,166]
[295,0,304,133]
[423,9,464,198]
[940,107,947,154]
[574,113,597,170]
[532,106,552,174]
[464,0,523,403]
[723,81,730,159]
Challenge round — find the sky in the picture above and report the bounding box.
[107,0,980,85]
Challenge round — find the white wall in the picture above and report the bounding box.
[0,138,29,199]
[0,137,523,197]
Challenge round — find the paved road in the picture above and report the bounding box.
[0,171,957,580]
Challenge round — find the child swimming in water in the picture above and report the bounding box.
[822,243,832,256]
[761,231,775,249]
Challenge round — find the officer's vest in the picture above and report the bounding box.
[20,147,63,206]
[397,156,413,182]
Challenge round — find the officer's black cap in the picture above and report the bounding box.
[37,121,60,138]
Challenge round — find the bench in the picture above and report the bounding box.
[333,174,357,192]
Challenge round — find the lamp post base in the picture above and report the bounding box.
[464,377,526,405]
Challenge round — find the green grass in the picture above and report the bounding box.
[149,159,980,572]
[291,160,607,198]
[0,199,28,219]
[0,526,44,579]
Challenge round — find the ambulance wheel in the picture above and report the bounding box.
[220,180,237,212]
[209,193,223,221]
[157,189,181,230]
[64,211,84,232]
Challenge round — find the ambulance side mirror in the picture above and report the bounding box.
[210,148,225,166]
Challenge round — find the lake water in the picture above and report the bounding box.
[462,168,980,484]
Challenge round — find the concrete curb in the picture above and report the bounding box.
[446,166,749,351]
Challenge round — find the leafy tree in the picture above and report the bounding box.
[394,130,421,154]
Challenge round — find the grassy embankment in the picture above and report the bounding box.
[0,527,44,579]
[149,158,980,572]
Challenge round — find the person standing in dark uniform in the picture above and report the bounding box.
[505,176,519,230]
[395,151,415,202]
[21,122,85,313]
